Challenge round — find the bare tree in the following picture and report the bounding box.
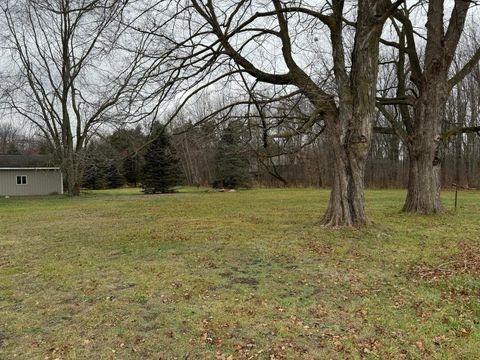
[133,0,403,226]
[378,1,480,213]
[0,122,19,153]
[1,0,144,195]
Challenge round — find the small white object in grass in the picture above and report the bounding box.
[4,196,9,199]
[229,189,236,192]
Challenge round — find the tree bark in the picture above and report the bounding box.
[402,63,450,212]
[321,125,368,226]
[64,152,82,196]
[403,150,443,213]
[402,87,446,213]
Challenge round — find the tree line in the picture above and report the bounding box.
[0,0,479,226]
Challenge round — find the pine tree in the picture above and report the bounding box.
[212,122,251,189]
[82,160,107,189]
[109,126,146,186]
[142,123,183,193]
[122,152,143,187]
[105,162,125,188]
[82,142,125,189]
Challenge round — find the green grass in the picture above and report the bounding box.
[0,188,479,359]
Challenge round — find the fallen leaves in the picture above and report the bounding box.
[214,352,233,360]
[432,335,448,345]
[414,339,425,351]
[358,338,380,354]
[408,241,480,281]
[306,243,333,257]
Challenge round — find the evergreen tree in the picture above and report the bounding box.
[142,123,183,193]
[105,162,125,188]
[109,126,146,186]
[212,122,251,189]
[82,141,125,189]
[122,151,143,186]
[82,159,108,189]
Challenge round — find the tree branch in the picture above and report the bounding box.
[448,46,480,90]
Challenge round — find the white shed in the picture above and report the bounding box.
[0,155,63,196]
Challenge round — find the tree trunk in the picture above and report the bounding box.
[321,159,368,226]
[320,119,369,226]
[320,0,384,226]
[454,133,463,186]
[66,170,81,196]
[402,87,445,213]
[399,0,474,213]
[389,136,400,186]
[65,153,81,196]
[403,150,443,213]
[402,39,448,213]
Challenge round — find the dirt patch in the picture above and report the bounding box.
[232,277,259,286]
[408,241,480,281]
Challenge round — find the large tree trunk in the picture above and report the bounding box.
[403,82,446,213]
[64,152,82,196]
[65,169,81,196]
[320,113,369,226]
[320,0,384,226]
[403,150,443,213]
[321,151,368,226]
[399,0,474,213]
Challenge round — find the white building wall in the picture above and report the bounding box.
[0,169,63,196]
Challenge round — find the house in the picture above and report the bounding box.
[0,155,63,196]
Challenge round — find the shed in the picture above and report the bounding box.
[0,155,63,196]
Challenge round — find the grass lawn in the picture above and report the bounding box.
[1,188,479,359]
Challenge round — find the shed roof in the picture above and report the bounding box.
[0,154,55,168]
[0,167,60,171]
